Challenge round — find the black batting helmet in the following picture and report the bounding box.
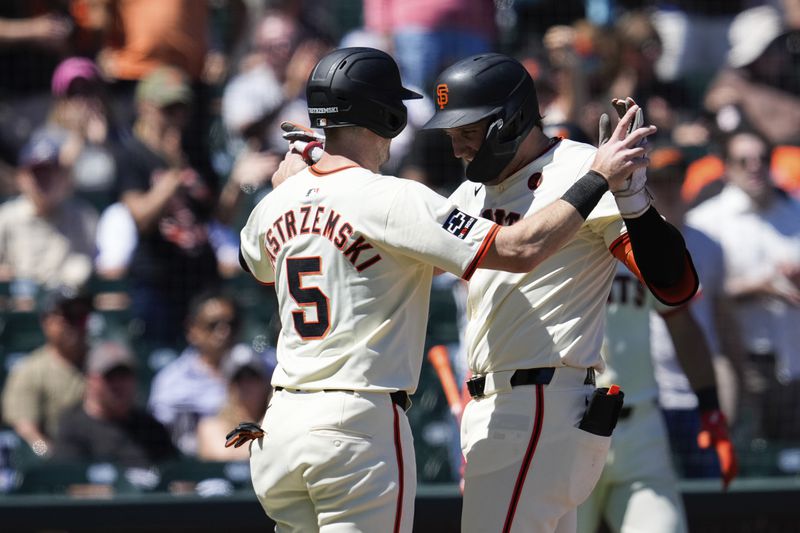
[306,47,422,139]
[423,53,542,182]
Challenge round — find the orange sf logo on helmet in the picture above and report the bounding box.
[436,84,449,109]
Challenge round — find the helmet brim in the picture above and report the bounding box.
[422,106,498,130]
[400,87,423,100]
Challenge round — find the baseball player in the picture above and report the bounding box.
[577,261,737,533]
[576,148,739,533]
[236,47,656,532]
[421,54,700,533]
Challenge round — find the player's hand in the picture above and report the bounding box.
[590,103,655,194]
[698,409,738,490]
[281,121,325,164]
[225,422,265,448]
[597,97,654,218]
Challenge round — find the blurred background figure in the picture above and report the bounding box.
[0,133,98,294]
[195,348,273,462]
[687,129,800,445]
[147,291,260,456]
[363,0,496,93]
[0,1,74,196]
[38,56,119,210]
[53,340,178,467]
[117,67,232,347]
[704,3,800,146]
[1,288,92,458]
[644,144,744,478]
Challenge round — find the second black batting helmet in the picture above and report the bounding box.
[423,53,542,182]
[306,47,422,139]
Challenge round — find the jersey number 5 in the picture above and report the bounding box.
[286,257,331,339]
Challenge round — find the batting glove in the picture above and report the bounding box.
[697,409,739,490]
[598,98,653,218]
[225,422,265,448]
[280,121,325,164]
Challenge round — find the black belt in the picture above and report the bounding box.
[467,367,595,399]
[273,387,410,411]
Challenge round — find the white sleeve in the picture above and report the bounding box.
[383,181,499,280]
[239,197,276,284]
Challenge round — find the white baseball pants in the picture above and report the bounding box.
[461,367,611,533]
[250,389,416,532]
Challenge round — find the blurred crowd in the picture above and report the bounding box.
[0,0,798,495]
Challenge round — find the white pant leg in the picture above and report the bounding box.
[603,403,687,533]
[461,368,611,533]
[251,390,415,533]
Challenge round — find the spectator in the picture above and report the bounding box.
[649,0,745,83]
[117,67,229,347]
[0,133,98,291]
[196,348,273,462]
[97,0,208,83]
[0,1,73,193]
[363,0,496,93]
[147,291,260,456]
[687,129,800,443]
[53,341,178,467]
[704,4,800,145]
[223,11,329,155]
[37,56,119,207]
[1,288,92,457]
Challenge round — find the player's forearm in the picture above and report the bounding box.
[665,310,719,398]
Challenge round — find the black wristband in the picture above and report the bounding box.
[696,386,720,412]
[561,171,609,220]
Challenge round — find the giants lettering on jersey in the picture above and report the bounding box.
[607,274,646,307]
[443,209,477,239]
[481,209,522,227]
[264,205,383,272]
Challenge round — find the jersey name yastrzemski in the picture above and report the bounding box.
[263,204,382,273]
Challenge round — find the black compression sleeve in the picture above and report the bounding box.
[561,171,609,219]
[624,206,688,288]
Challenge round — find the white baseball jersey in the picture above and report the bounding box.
[449,139,627,374]
[240,164,499,393]
[601,262,674,406]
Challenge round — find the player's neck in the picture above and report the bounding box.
[320,141,384,173]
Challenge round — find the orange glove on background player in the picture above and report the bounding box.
[698,409,738,490]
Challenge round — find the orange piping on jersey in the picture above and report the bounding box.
[463,223,500,281]
[309,163,360,176]
[609,233,699,307]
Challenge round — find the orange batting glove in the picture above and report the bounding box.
[697,409,738,490]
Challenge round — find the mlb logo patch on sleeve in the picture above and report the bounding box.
[443,209,477,240]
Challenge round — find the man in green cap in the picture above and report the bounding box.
[117,66,243,347]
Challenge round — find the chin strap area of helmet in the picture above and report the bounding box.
[464,88,539,183]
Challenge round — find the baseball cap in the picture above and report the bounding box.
[727,6,783,68]
[221,346,273,382]
[86,341,137,376]
[18,133,64,169]
[51,57,101,97]
[135,66,193,107]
